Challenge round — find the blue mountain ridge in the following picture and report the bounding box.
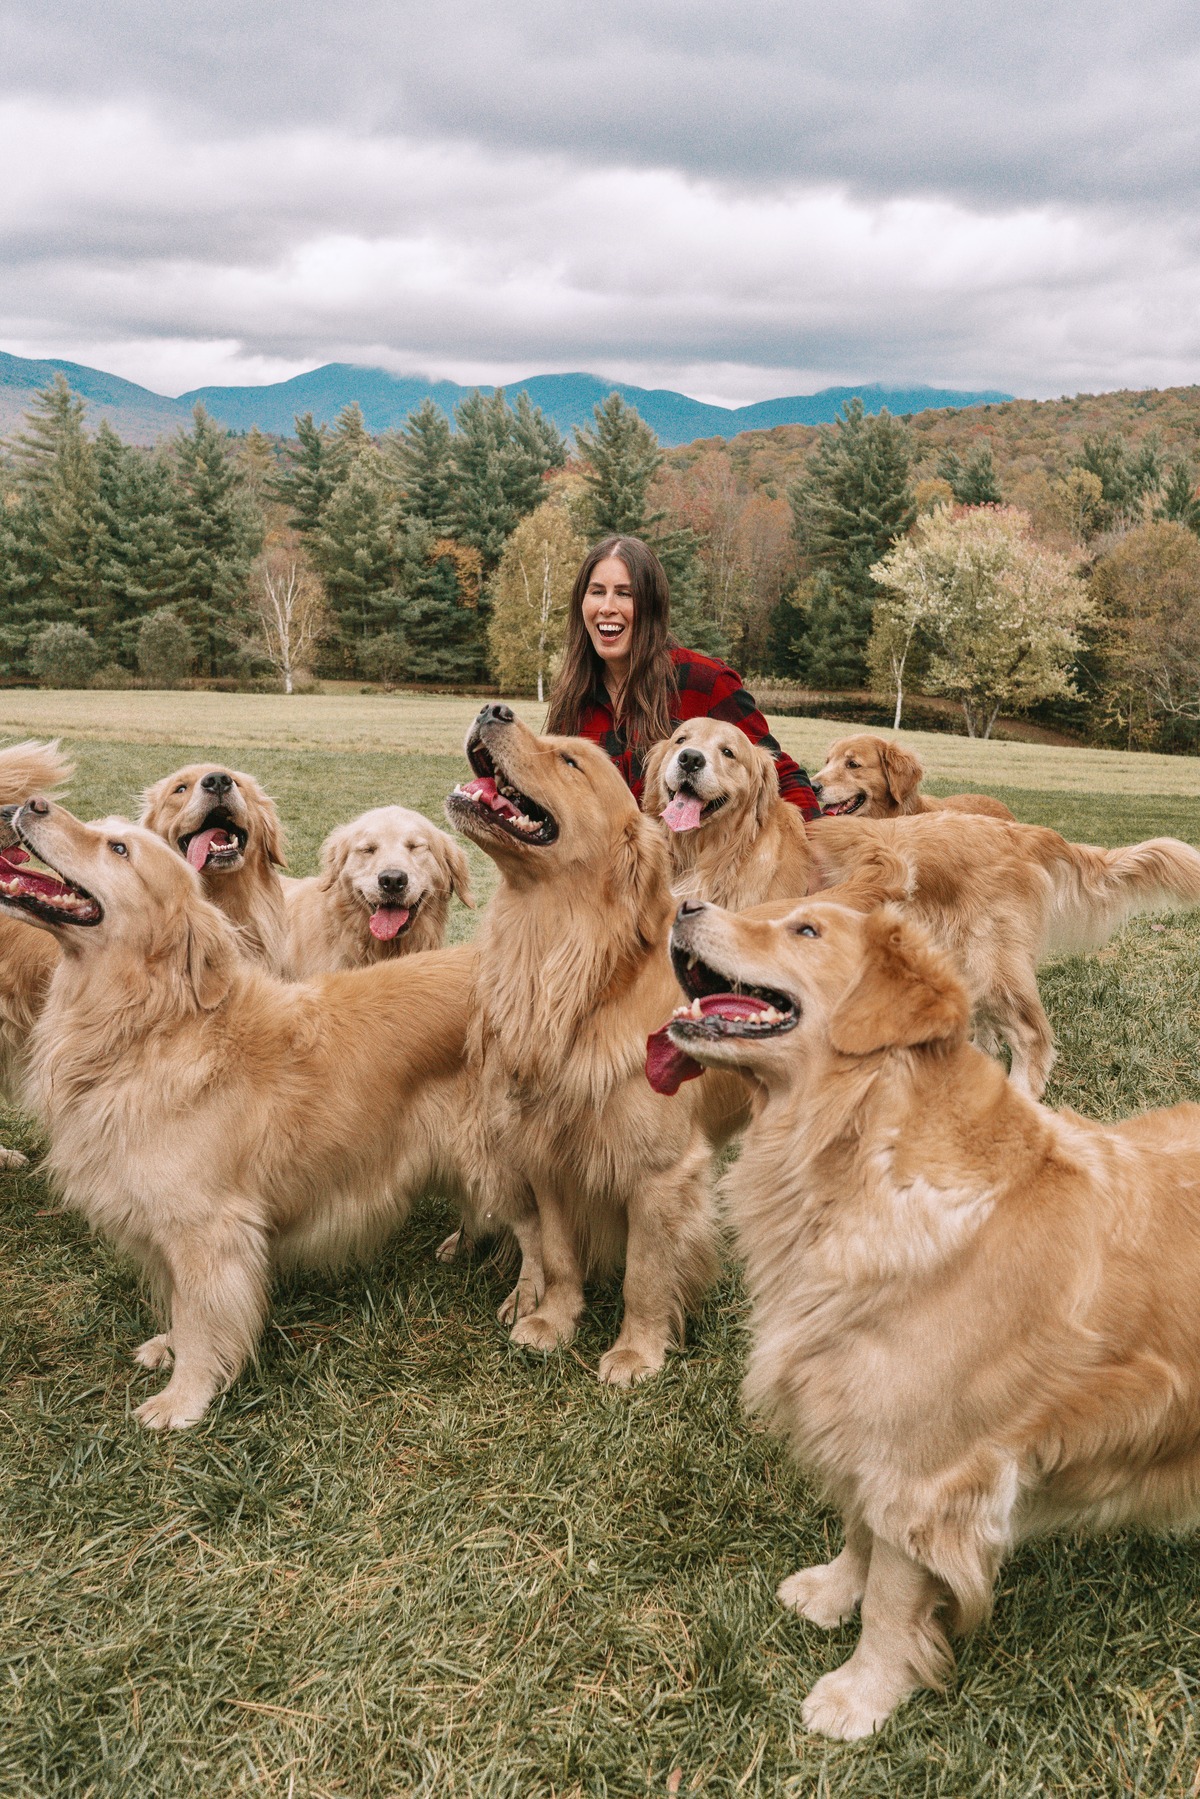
[0,350,1012,449]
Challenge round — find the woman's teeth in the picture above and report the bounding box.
[597,623,624,639]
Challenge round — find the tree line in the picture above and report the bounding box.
[3,371,1200,750]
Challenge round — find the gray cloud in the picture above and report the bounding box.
[1,2,1198,402]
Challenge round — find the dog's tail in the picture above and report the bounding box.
[0,739,73,807]
[1040,833,1200,957]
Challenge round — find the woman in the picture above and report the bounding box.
[546,535,820,818]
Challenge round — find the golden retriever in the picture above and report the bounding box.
[662,894,1200,1739]
[0,740,73,1167]
[641,717,815,908]
[284,805,474,977]
[813,733,1015,821]
[0,796,515,1430]
[139,763,288,972]
[445,703,748,1384]
[809,811,1200,1096]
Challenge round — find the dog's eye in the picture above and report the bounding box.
[721,747,735,759]
[173,784,187,794]
[360,845,377,856]
[109,840,128,857]
[845,760,859,770]
[792,922,819,937]
[561,754,578,769]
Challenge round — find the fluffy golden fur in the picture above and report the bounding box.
[813,734,1015,821]
[810,810,1200,1096]
[665,895,1200,1738]
[0,740,73,1167]
[446,705,748,1384]
[2,799,507,1430]
[139,764,288,972]
[284,805,474,977]
[641,717,815,908]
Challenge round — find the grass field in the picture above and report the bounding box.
[5,696,1200,1796]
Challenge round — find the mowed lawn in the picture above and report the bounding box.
[4,694,1200,1797]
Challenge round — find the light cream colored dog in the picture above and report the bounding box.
[641,717,815,908]
[285,805,474,977]
[663,894,1200,1740]
[813,734,1015,821]
[446,704,748,1385]
[139,763,288,972]
[1,797,509,1431]
[0,740,74,1168]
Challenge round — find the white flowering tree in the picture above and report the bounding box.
[869,505,1089,738]
[488,500,585,702]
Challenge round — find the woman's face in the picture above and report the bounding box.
[581,555,635,671]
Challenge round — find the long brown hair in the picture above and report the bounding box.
[545,536,677,747]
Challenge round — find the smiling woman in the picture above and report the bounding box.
[546,536,821,817]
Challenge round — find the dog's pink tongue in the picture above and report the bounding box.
[644,1023,704,1095]
[369,906,410,941]
[186,827,224,870]
[662,793,703,832]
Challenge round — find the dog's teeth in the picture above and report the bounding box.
[686,954,697,971]
[690,996,703,1018]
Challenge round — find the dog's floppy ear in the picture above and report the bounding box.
[185,897,236,1010]
[137,774,171,832]
[317,822,353,893]
[828,908,968,1055]
[879,739,923,807]
[239,774,287,869]
[640,737,673,816]
[613,810,671,946]
[752,747,779,829]
[438,835,475,908]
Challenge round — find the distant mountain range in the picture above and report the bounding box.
[0,350,1013,449]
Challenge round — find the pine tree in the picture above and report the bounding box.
[450,389,566,569]
[391,399,455,531]
[396,527,489,682]
[937,444,1001,506]
[9,374,102,628]
[0,490,52,677]
[92,426,189,663]
[1157,460,1200,535]
[575,392,662,538]
[788,399,915,686]
[312,456,403,661]
[272,414,340,538]
[331,402,373,472]
[173,405,263,674]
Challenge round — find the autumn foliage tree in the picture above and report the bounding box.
[1087,522,1200,748]
[870,505,1088,738]
[488,500,586,700]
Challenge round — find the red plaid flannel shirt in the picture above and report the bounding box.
[574,645,821,819]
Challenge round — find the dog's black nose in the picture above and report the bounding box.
[811,779,824,797]
[477,703,514,726]
[677,899,707,918]
[676,748,705,776]
[376,868,409,896]
[200,771,233,797]
[25,797,50,817]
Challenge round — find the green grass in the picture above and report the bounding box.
[6,711,1200,1795]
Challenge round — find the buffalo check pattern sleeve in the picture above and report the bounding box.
[574,646,822,819]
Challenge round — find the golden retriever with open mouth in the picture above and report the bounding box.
[813,733,1015,821]
[284,805,474,977]
[139,763,288,973]
[662,894,1200,1739]
[0,740,74,1168]
[641,717,816,908]
[445,703,748,1385]
[0,796,505,1430]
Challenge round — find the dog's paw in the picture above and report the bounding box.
[133,1333,174,1371]
[497,1279,541,1327]
[597,1344,663,1387]
[435,1227,465,1264]
[134,1386,209,1431]
[801,1664,904,1741]
[0,1144,28,1170]
[509,1311,572,1354]
[778,1563,863,1629]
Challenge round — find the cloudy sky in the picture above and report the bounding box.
[3,1,1199,404]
